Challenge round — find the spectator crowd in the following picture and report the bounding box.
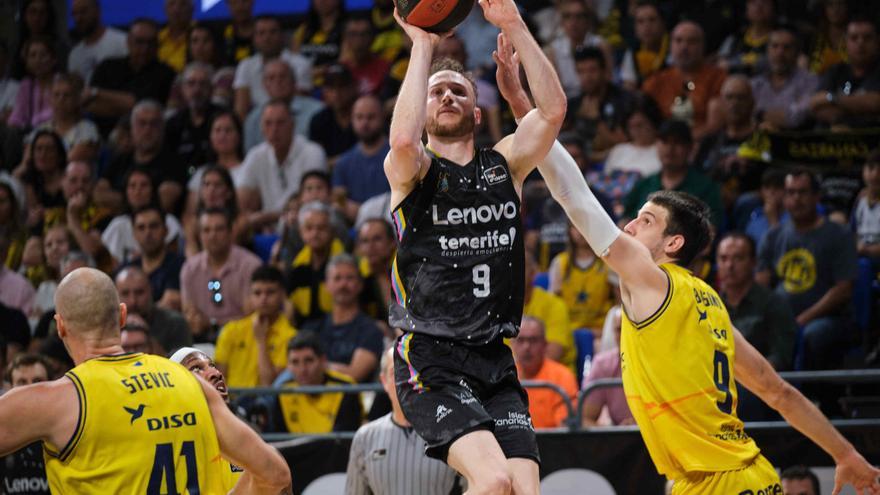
[2,0,880,466]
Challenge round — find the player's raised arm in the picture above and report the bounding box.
[485,3,565,184]
[494,38,666,298]
[732,328,880,495]
[197,377,291,494]
[385,11,443,200]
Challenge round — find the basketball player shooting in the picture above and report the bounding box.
[493,40,880,495]
[384,0,565,493]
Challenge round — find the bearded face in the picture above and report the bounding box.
[426,110,476,138]
[425,70,479,139]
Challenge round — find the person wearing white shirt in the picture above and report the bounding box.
[67,0,128,83]
[233,16,311,121]
[237,100,327,230]
[243,58,324,151]
[100,167,182,264]
[603,101,663,177]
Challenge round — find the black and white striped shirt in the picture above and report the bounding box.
[345,414,462,495]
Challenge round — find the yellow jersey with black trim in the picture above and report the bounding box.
[44,353,228,494]
[620,263,760,480]
[555,252,615,331]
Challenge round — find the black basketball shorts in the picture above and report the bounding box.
[393,332,540,464]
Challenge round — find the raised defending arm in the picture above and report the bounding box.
[733,328,880,495]
[485,9,565,182]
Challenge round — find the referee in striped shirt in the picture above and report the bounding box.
[346,347,463,495]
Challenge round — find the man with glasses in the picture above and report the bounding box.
[85,18,176,134]
[166,62,224,171]
[181,207,262,342]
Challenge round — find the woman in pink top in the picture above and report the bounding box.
[7,37,57,130]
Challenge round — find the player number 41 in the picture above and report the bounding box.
[148,440,199,494]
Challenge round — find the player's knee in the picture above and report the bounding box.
[471,470,513,495]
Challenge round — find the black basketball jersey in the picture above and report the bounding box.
[389,149,525,344]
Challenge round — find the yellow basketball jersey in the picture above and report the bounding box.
[44,353,228,494]
[556,252,615,331]
[620,263,760,480]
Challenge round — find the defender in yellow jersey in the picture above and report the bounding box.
[169,347,245,492]
[493,50,880,492]
[0,268,291,494]
[530,156,880,492]
[621,261,760,480]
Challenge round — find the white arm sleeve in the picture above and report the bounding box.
[537,141,621,256]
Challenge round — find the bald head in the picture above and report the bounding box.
[115,266,153,316]
[56,268,121,338]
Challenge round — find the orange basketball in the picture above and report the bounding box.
[395,0,475,33]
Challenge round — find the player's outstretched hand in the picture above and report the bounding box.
[478,0,522,30]
[493,33,524,104]
[393,8,450,47]
[833,450,880,495]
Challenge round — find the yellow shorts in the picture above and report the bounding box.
[671,455,782,495]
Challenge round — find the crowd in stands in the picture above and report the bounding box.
[2,0,880,447]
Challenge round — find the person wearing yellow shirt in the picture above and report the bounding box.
[216,265,297,388]
[271,332,363,433]
[523,254,574,370]
[548,223,617,337]
[158,0,194,72]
